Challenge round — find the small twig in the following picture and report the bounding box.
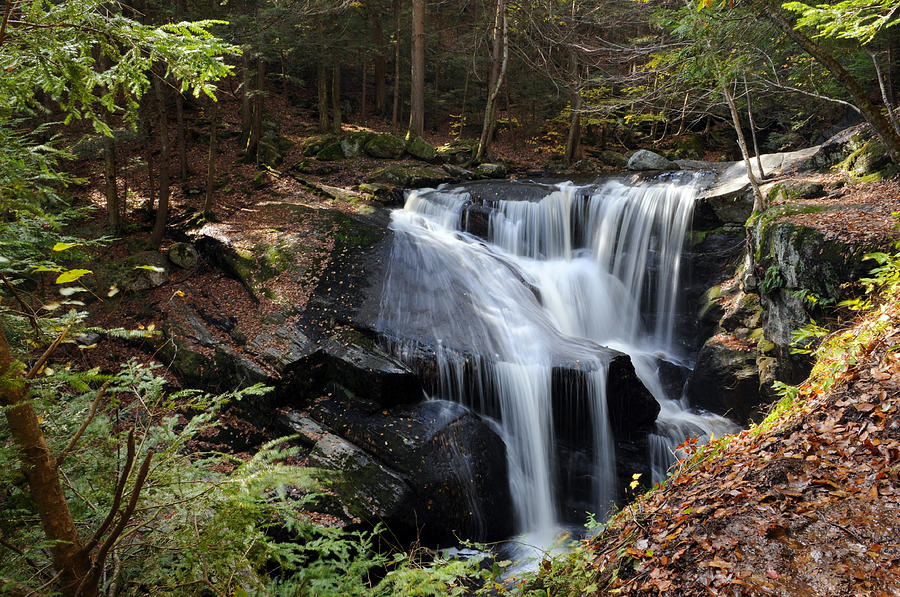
[0,272,40,335]
[0,0,16,47]
[60,470,98,513]
[57,381,109,466]
[25,325,70,379]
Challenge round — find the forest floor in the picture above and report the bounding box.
[67,91,900,593]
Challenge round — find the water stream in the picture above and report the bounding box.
[376,174,734,552]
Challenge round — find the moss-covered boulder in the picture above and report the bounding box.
[768,181,826,203]
[300,134,338,157]
[167,242,199,270]
[364,133,406,159]
[595,150,629,169]
[339,131,375,158]
[124,251,170,292]
[474,162,507,178]
[406,136,438,162]
[436,139,478,165]
[370,165,453,188]
[315,138,346,161]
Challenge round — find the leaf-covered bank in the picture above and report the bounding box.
[528,233,900,595]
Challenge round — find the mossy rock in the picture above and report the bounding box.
[315,138,346,161]
[406,136,438,162]
[595,150,628,169]
[840,139,891,179]
[370,165,453,188]
[474,162,507,178]
[340,131,375,158]
[767,181,825,203]
[436,139,478,165]
[364,133,407,159]
[167,242,199,269]
[124,251,170,292]
[300,134,338,157]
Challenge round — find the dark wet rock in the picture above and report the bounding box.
[627,150,679,171]
[685,336,760,422]
[299,390,513,543]
[593,150,628,169]
[167,242,199,269]
[320,337,421,407]
[282,412,413,524]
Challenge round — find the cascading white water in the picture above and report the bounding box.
[377,175,733,549]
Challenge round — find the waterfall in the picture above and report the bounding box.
[376,175,733,548]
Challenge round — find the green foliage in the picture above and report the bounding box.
[783,0,900,44]
[0,0,238,129]
[759,264,784,295]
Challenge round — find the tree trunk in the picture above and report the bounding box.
[204,99,217,217]
[407,0,425,139]
[247,56,265,161]
[564,49,582,165]
[760,1,900,164]
[722,80,764,213]
[392,0,402,128]
[0,329,94,597]
[361,54,368,121]
[744,73,765,179]
[372,11,387,115]
[866,48,900,137]
[98,54,120,231]
[317,45,330,132]
[141,98,155,212]
[151,77,170,249]
[476,0,508,162]
[240,51,252,139]
[175,92,188,181]
[332,63,342,134]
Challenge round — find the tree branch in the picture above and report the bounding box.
[80,430,136,557]
[56,381,109,467]
[25,325,70,380]
[0,272,40,335]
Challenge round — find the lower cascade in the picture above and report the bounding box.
[376,175,734,550]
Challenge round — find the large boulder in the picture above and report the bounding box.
[406,136,438,162]
[370,165,453,188]
[283,413,413,525]
[627,149,679,171]
[364,133,407,159]
[125,251,170,292]
[340,131,376,158]
[474,162,507,178]
[685,335,761,422]
[167,242,199,270]
[298,390,513,543]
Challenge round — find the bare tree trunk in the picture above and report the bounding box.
[204,99,217,218]
[332,62,343,134]
[240,51,252,139]
[98,54,120,231]
[866,47,900,137]
[722,80,764,213]
[175,92,188,181]
[407,0,425,139]
[392,0,402,128]
[676,92,690,136]
[317,37,330,132]
[372,11,386,115]
[141,98,155,212]
[476,0,508,162]
[247,56,265,161]
[0,329,94,597]
[361,54,368,121]
[744,73,765,179]
[564,49,582,165]
[151,76,170,249]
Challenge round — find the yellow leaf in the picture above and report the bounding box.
[52,242,82,251]
[55,269,92,284]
